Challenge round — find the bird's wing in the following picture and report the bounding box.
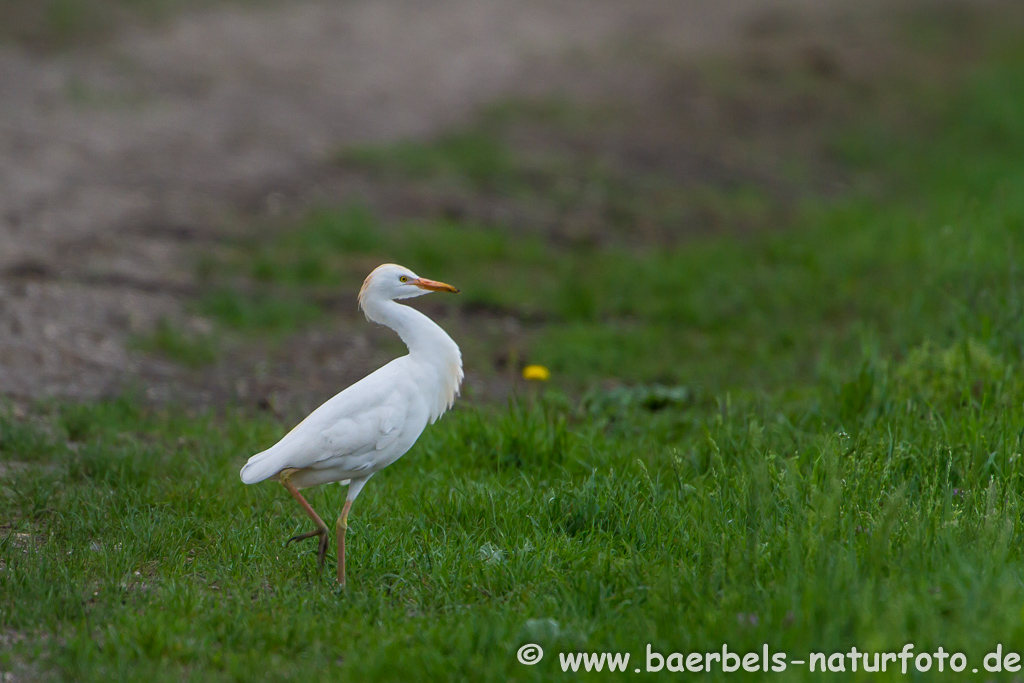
[318,394,406,462]
[374,404,402,451]
[239,364,412,484]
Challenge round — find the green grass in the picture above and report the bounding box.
[200,50,1024,390]
[131,319,219,369]
[4,347,1024,680]
[343,130,521,192]
[5,28,1024,683]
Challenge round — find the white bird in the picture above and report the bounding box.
[240,264,462,585]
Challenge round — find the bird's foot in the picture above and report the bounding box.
[286,526,329,571]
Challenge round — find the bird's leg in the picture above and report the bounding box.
[336,499,353,586]
[279,470,330,572]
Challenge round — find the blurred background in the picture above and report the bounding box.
[0,0,1022,415]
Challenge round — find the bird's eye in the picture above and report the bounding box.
[399,276,409,283]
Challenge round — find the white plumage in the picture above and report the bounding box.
[240,263,462,585]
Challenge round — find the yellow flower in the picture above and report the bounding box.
[522,364,551,381]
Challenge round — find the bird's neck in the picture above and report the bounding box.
[363,298,460,365]
[363,298,463,420]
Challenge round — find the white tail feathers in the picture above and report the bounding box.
[239,449,284,485]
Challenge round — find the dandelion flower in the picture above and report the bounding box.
[522,364,551,381]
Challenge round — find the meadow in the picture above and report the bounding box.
[3,18,1024,682]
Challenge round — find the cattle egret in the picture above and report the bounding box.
[240,264,462,585]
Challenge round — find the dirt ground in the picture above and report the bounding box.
[0,0,1003,408]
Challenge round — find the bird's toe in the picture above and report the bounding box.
[286,526,328,546]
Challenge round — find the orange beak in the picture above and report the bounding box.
[413,278,460,293]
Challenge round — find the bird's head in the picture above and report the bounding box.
[358,263,459,309]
